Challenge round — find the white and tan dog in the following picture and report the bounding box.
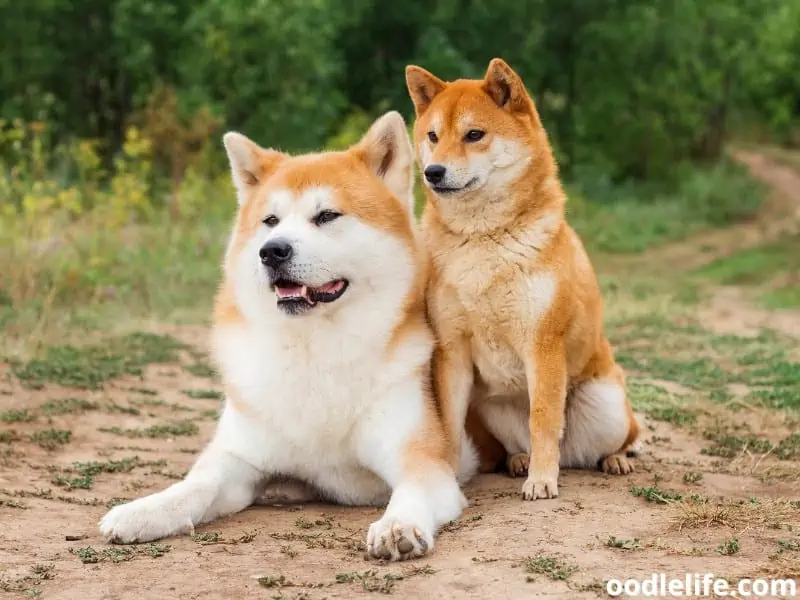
[99,112,475,561]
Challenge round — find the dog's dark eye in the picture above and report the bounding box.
[427,131,439,143]
[263,215,280,227]
[465,129,485,142]
[314,210,341,226]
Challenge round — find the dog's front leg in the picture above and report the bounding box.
[99,406,263,543]
[432,338,474,469]
[521,332,567,500]
[357,382,466,561]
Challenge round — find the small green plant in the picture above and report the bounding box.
[630,486,682,504]
[99,421,198,438]
[41,398,98,416]
[1,409,34,423]
[192,532,221,544]
[606,536,642,550]
[717,537,740,556]
[182,389,223,400]
[683,471,704,485]
[522,554,578,581]
[29,429,72,450]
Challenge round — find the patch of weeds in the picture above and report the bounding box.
[717,537,740,556]
[774,434,800,460]
[70,543,171,564]
[335,570,401,594]
[182,389,223,400]
[630,485,682,504]
[185,362,216,378]
[51,474,93,490]
[701,433,773,458]
[192,531,222,544]
[522,554,578,581]
[106,497,129,508]
[777,539,800,553]
[683,472,704,485]
[1,409,35,423]
[29,428,72,450]
[0,431,20,444]
[647,407,697,427]
[0,498,27,509]
[606,536,642,550]
[256,575,289,589]
[99,421,198,438]
[12,333,186,389]
[746,388,800,411]
[129,386,158,395]
[295,516,333,530]
[104,401,140,416]
[41,398,98,416]
[51,456,165,490]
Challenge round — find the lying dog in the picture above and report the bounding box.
[405,59,640,500]
[99,111,475,560]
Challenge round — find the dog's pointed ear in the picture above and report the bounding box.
[482,58,532,114]
[222,132,287,203]
[354,111,414,208]
[405,65,446,116]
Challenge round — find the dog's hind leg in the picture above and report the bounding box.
[560,365,639,474]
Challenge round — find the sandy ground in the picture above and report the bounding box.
[1,151,799,599]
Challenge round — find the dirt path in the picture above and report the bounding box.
[604,149,800,276]
[2,150,800,599]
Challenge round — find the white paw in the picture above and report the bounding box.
[366,517,433,561]
[99,496,192,543]
[521,469,559,500]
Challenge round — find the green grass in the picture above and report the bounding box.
[606,536,642,550]
[11,333,186,389]
[41,398,98,416]
[717,537,740,556]
[609,316,800,410]
[29,429,72,450]
[522,554,578,581]
[694,236,800,286]
[568,160,764,254]
[182,388,223,400]
[630,485,682,504]
[0,408,35,423]
[99,421,199,438]
[69,543,171,564]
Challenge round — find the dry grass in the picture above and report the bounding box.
[670,498,800,533]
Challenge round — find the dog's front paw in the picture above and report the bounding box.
[99,496,192,543]
[601,453,634,475]
[366,517,433,561]
[521,468,559,500]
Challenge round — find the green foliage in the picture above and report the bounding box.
[0,0,797,174]
[11,333,185,389]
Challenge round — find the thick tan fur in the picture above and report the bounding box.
[405,59,640,500]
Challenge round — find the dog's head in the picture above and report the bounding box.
[405,59,549,224]
[221,112,418,320]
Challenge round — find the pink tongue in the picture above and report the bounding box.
[276,286,304,299]
[316,280,343,294]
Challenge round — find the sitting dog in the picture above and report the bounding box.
[404,59,640,500]
[99,111,475,560]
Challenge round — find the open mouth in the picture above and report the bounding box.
[432,177,479,195]
[272,279,349,312]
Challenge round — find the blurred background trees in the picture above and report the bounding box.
[1,0,797,184]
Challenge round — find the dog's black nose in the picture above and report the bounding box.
[424,164,447,184]
[259,239,293,267]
